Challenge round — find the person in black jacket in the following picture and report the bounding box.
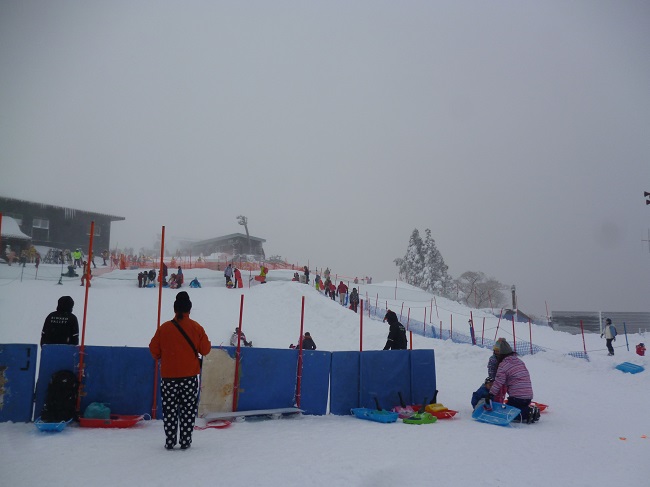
[41,296,79,346]
[301,332,317,350]
[383,310,407,350]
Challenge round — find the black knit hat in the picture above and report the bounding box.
[174,291,192,314]
[57,296,74,313]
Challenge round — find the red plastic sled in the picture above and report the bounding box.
[79,414,144,428]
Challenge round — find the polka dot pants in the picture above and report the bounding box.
[161,376,199,449]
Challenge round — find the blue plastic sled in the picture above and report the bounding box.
[615,362,645,374]
[351,408,398,423]
[34,417,73,432]
[472,401,521,426]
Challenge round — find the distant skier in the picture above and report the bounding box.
[337,281,348,306]
[224,264,233,286]
[349,288,359,312]
[230,327,252,347]
[300,332,316,350]
[600,318,617,356]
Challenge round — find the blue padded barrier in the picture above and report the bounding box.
[329,350,437,414]
[227,347,298,411]
[298,350,331,416]
[0,344,38,422]
[36,345,158,420]
[27,345,436,421]
[330,352,360,415]
[359,350,411,411]
[34,345,80,420]
[410,349,437,406]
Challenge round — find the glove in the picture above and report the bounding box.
[613,337,616,342]
[600,334,604,338]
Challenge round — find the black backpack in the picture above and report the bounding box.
[40,370,79,422]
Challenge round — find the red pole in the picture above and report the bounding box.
[406,308,411,330]
[76,221,95,414]
[409,331,413,350]
[232,294,245,411]
[296,296,305,408]
[580,319,587,355]
[528,319,533,355]
[400,302,404,321]
[359,300,364,352]
[151,226,165,418]
[375,293,378,309]
[429,299,433,323]
[494,308,503,341]
[439,320,442,339]
[512,316,517,353]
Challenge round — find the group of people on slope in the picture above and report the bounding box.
[224,264,244,288]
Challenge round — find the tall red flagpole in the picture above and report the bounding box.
[232,294,245,411]
[151,226,165,418]
[76,221,95,413]
[295,296,305,408]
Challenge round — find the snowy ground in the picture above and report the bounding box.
[1,263,648,487]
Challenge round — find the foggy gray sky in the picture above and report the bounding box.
[2,1,649,317]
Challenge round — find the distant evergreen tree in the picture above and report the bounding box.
[420,229,452,295]
[395,228,451,295]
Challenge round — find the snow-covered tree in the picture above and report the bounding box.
[420,229,452,295]
[395,228,451,295]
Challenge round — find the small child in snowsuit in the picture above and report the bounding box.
[471,378,494,410]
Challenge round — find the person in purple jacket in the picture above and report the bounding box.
[489,339,538,423]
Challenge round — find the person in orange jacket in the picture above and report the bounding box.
[149,291,211,451]
[234,267,243,288]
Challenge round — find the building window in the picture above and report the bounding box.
[33,218,49,229]
[86,226,101,237]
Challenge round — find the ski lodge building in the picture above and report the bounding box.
[0,196,124,254]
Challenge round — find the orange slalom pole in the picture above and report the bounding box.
[76,221,95,414]
[151,226,165,418]
[295,296,305,408]
[232,294,245,411]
